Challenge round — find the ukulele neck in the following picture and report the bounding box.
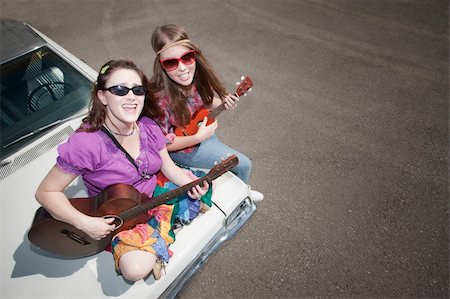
[210,93,238,119]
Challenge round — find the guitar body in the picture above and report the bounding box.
[28,184,150,258]
[174,108,214,136]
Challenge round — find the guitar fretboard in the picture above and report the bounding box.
[118,156,238,220]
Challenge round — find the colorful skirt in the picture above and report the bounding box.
[111,170,212,272]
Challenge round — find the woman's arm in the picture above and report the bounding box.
[211,94,239,109]
[159,148,209,198]
[210,96,223,108]
[35,165,115,240]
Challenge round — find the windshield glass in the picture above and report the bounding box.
[1,46,91,159]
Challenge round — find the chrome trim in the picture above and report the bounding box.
[160,197,256,299]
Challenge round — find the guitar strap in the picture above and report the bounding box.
[100,126,151,180]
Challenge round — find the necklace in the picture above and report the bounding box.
[104,122,135,136]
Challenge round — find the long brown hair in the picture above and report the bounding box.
[148,24,227,128]
[79,59,162,132]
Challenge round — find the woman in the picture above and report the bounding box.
[148,24,263,202]
[35,60,210,282]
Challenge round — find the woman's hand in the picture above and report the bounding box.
[195,117,218,142]
[187,180,209,200]
[79,216,116,240]
[159,148,209,200]
[223,94,239,110]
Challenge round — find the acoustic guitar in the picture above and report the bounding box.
[174,76,253,136]
[28,155,238,258]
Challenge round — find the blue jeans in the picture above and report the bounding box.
[169,135,252,183]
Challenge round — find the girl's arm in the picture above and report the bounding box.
[211,94,239,109]
[211,96,223,108]
[35,165,116,240]
[159,148,209,198]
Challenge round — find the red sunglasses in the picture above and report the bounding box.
[160,50,196,71]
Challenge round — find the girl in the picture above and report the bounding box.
[35,60,210,281]
[148,24,263,202]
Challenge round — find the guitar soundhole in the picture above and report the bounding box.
[102,215,123,230]
[60,229,90,246]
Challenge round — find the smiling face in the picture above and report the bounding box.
[159,45,196,86]
[97,68,145,126]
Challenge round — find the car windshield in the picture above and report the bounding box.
[1,46,91,160]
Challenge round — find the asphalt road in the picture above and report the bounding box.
[1,0,448,298]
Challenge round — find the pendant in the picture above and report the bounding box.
[142,173,151,180]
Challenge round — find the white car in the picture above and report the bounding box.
[0,19,256,299]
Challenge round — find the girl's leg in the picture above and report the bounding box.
[119,250,157,281]
[170,135,252,183]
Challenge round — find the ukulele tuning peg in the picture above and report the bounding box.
[213,161,218,165]
[241,75,245,80]
[226,153,231,157]
[221,157,226,161]
[235,81,240,86]
[243,93,247,97]
[248,88,253,92]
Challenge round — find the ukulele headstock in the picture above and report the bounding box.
[235,76,253,97]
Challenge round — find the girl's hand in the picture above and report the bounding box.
[223,94,239,110]
[187,180,209,200]
[79,216,116,240]
[195,117,218,142]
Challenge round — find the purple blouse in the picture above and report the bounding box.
[57,117,165,197]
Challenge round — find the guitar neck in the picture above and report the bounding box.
[119,169,225,220]
[114,149,237,223]
[209,103,226,119]
[144,176,209,211]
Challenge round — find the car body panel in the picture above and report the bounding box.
[1,20,256,299]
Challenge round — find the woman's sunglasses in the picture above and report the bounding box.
[160,50,196,71]
[102,85,146,96]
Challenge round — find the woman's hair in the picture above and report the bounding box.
[149,24,227,127]
[79,59,162,132]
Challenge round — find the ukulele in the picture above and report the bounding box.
[174,76,253,136]
[28,155,238,258]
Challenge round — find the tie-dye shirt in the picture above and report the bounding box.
[155,86,208,152]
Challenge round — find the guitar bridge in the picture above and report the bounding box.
[60,229,90,246]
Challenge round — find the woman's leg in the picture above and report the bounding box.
[170,135,252,183]
[119,250,157,281]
